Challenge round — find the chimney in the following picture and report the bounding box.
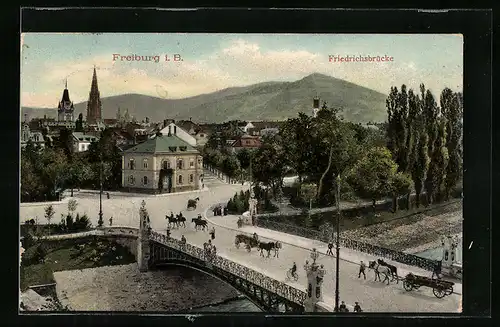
[313,96,320,109]
[168,125,172,136]
[174,126,177,135]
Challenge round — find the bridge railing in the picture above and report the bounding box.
[149,230,307,306]
[256,218,438,272]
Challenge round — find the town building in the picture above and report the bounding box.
[57,80,75,122]
[312,96,321,118]
[72,132,98,152]
[159,122,197,147]
[121,125,203,194]
[86,66,102,125]
[230,134,262,153]
[21,117,45,149]
[175,119,209,147]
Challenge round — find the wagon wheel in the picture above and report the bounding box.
[433,287,446,299]
[413,284,421,290]
[445,286,453,295]
[403,280,413,291]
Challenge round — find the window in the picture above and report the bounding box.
[143,159,148,169]
[178,175,183,184]
[162,160,171,170]
[177,159,184,169]
[190,160,194,168]
[129,159,135,170]
[189,174,194,183]
[200,134,205,138]
[128,175,135,185]
[143,176,148,185]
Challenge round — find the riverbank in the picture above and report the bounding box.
[340,202,462,252]
[54,263,241,311]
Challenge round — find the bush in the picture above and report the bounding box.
[74,214,91,231]
[33,243,47,264]
[66,214,74,231]
[22,232,36,249]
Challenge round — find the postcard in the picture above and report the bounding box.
[20,32,463,313]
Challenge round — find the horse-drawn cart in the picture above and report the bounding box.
[234,233,259,252]
[403,273,454,299]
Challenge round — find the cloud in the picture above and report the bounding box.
[21,39,463,107]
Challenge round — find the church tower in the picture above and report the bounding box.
[312,96,320,118]
[57,79,75,122]
[86,66,102,124]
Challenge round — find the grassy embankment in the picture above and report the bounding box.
[20,236,136,291]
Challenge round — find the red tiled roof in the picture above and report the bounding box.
[231,135,262,148]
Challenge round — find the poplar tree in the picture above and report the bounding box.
[442,89,463,199]
[422,86,440,204]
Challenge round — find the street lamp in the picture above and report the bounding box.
[98,154,104,227]
[334,173,341,312]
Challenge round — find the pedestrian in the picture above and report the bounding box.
[107,192,110,199]
[166,225,171,239]
[181,235,186,244]
[109,217,113,226]
[432,261,442,279]
[339,301,347,312]
[354,302,362,313]
[327,242,334,255]
[358,261,366,279]
[210,227,216,240]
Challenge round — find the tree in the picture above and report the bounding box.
[412,133,430,208]
[40,148,69,200]
[252,142,287,200]
[222,155,240,182]
[66,161,84,196]
[56,127,74,160]
[44,204,55,230]
[422,87,442,204]
[300,183,317,219]
[427,118,449,203]
[441,89,463,200]
[75,113,84,132]
[390,171,413,212]
[20,158,43,202]
[236,148,252,170]
[386,85,410,172]
[346,147,398,211]
[67,199,78,216]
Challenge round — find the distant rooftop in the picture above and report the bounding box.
[124,134,198,154]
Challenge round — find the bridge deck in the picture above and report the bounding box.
[20,183,461,313]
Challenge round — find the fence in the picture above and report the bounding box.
[256,218,438,271]
[149,230,307,306]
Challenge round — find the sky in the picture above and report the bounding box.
[21,33,463,108]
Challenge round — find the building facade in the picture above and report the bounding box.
[86,67,102,125]
[57,80,75,122]
[159,122,197,147]
[122,126,203,194]
[72,132,98,152]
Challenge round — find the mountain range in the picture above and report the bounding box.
[21,73,389,124]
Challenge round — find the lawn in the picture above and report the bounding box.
[20,236,136,291]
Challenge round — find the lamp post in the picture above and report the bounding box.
[334,173,341,312]
[98,155,104,227]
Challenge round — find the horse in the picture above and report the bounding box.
[187,197,200,210]
[377,259,399,283]
[176,213,186,228]
[235,234,259,251]
[258,241,282,258]
[166,214,178,228]
[368,261,391,285]
[192,217,208,231]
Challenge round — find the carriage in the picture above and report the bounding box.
[403,273,454,299]
[234,234,259,252]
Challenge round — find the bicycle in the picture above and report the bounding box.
[286,268,299,281]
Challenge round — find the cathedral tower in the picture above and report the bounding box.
[312,96,320,118]
[86,66,102,124]
[57,79,75,122]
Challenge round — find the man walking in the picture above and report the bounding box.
[432,261,442,279]
[109,217,113,226]
[327,241,334,255]
[353,302,362,312]
[358,261,366,279]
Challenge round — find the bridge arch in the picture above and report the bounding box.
[148,240,304,312]
[153,261,265,311]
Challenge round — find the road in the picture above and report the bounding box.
[19,173,461,312]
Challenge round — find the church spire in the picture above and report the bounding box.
[65,78,67,89]
[86,66,102,124]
